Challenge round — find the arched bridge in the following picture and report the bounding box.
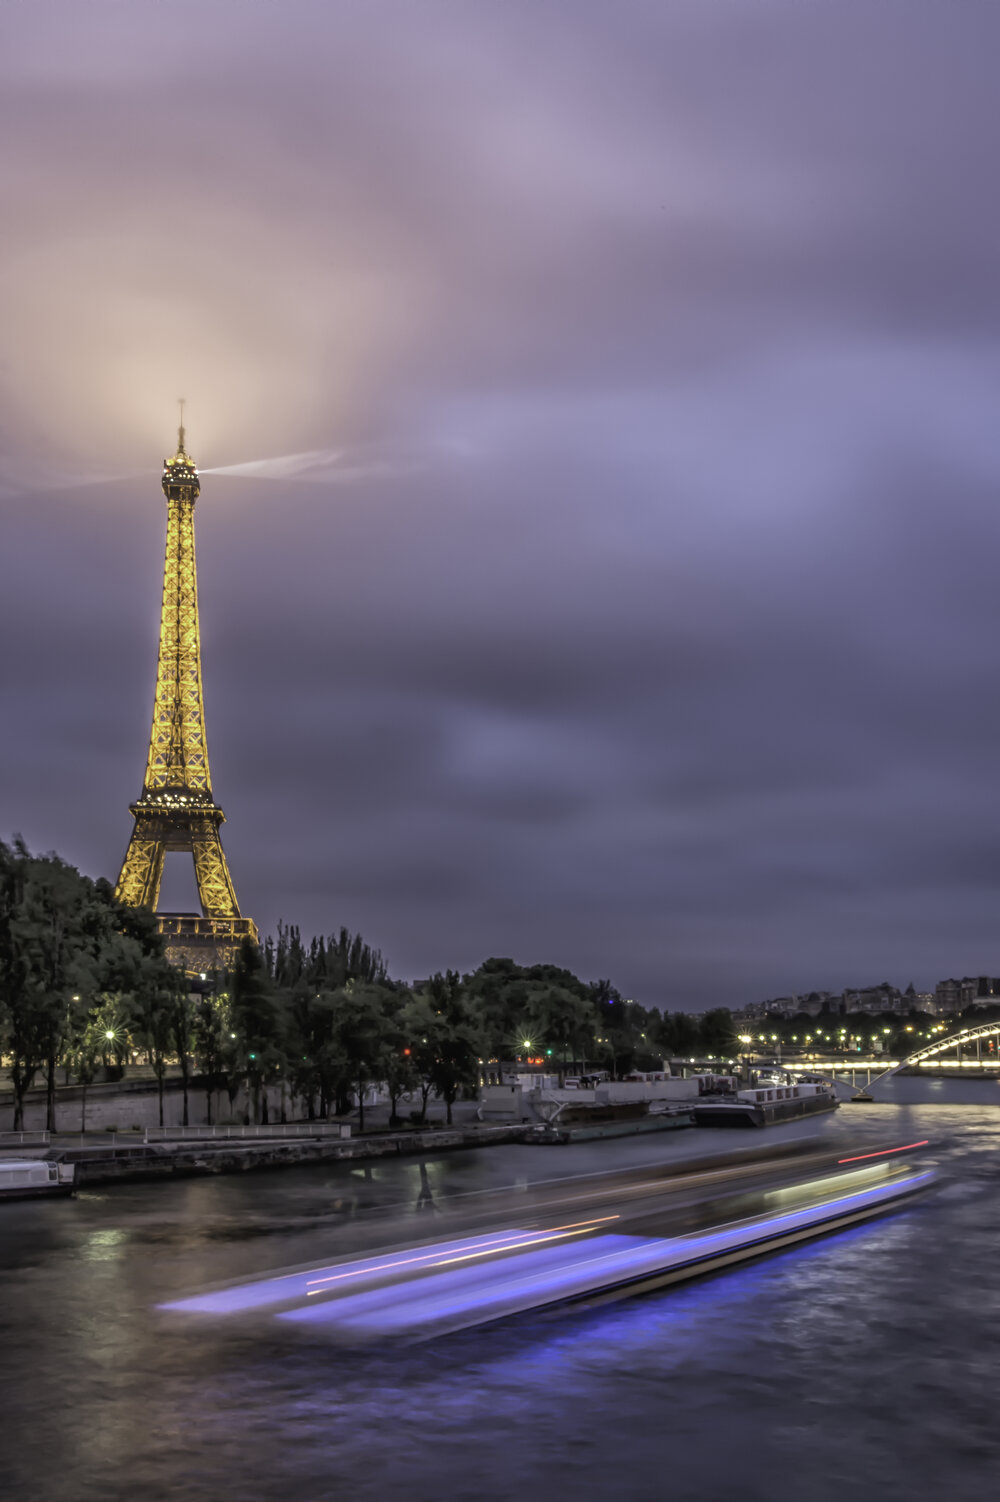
[853,1020,1000,1097]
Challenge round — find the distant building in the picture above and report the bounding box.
[931,976,1000,1014]
[935,979,962,1014]
[791,991,839,1017]
[842,984,905,1015]
[763,996,800,1018]
[743,977,994,1024]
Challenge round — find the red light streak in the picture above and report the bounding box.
[837,1140,929,1164]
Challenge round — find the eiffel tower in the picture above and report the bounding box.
[116,408,258,971]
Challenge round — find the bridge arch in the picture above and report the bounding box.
[854,1020,1000,1096]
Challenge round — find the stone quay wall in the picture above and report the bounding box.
[2,1075,302,1135]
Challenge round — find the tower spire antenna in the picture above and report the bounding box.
[177,397,186,456]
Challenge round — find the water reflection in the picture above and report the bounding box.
[415,1161,439,1213]
[82,1228,126,1261]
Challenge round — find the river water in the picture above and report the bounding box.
[2,1078,998,1502]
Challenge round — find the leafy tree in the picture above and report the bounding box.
[465,959,531,1081]
[268,921,387,991]
[403,974,482,1124]
[169,987,196,1127]
[0,840,115,1128]
[399,994,440,1123]
[229,936,283,1124]
[94,883,181,1126]
[70,995,132,1131]
[332,983,393,1132]
[269,923,392,1123]
[323,928,387,988]
[0,840,44,1129]
[69,1013,103,1132]
[426,975,481,1124]
[285,989,342,1120]
[654,1010,702,1058]
[699,1008,735,1057]
[3,838,655,1139]
[129,960,181,1127]
[466,958,612,1080]
[23,857,104,1128]
[590,980,644,1078]
[379,988,418,1125]
[527,985,594,1085]
[190,984,233,1126]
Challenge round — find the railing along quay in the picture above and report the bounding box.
[144,1123,353,1143]
[141,1121,525,1146]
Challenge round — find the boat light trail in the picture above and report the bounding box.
[305,1230,555,1292]
[160,1219,620,1314]
[837,1141,929,1164]
[428,1220,617,1269]
[161,1173,932,1335]
[304,1217,618,1294]
[162,1230,544,1314]
[278,1172,933,1336]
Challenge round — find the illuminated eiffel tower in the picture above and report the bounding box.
[116,407,258,971]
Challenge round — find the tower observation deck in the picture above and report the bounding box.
[115,412,257,971]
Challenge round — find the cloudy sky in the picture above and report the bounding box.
[3,0,1000,1009]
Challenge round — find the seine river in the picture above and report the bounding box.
[3,1077,998,1502]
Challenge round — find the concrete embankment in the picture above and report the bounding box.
[49,1124,530,1186]
[45,1121,838,1190]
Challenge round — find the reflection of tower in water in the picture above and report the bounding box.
[416,1161,439,1213]
[115,409,257,971]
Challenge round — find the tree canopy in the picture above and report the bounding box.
[1,837,754,1133]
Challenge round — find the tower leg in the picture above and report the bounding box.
[116,824,166,910]
[190,817,241,918]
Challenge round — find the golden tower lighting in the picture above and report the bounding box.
[116,406,258,970]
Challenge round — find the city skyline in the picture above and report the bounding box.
[4,2,1000,1007]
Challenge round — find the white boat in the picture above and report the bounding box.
[0,1158,75,1201]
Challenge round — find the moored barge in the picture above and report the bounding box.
[0,1158,75,1201]
[693,1080,837,1128]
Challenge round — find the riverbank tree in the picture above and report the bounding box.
[0,838,181,1128]
[3,837,754,1131]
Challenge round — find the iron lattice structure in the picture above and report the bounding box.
[116,419,257,970]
